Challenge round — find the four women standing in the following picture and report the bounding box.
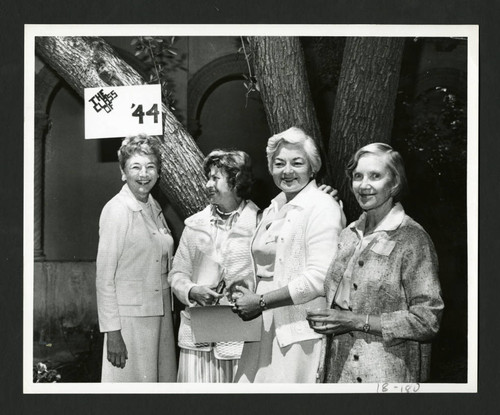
[96,133,443,384]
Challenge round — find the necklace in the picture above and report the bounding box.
[215,205,237,217]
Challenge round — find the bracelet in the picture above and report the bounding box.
[362,314,370,333]
[259,294,267,310]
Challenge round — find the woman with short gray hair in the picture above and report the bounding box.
[308,143,443,383]
[96,134,176,382]
[233,127,345,383]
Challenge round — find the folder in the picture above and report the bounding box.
[190,305,262,342]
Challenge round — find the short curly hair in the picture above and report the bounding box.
[203,149,254,200]
[266,126,322,176]
[117,134,162,172]
[345,142,409,203]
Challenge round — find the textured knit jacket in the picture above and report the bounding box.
[256,180,344,348]
[321,206,444,383]
[168,200,260,354]
[96,184,173,333]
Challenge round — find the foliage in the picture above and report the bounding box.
[395,86,467,183]
[238,37,259,107]
[33,362,61,383]
[393,84,467,245]
[131,36,186,119]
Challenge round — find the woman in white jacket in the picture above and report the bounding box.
[168,150,260,382]
[233,127,345,383]
[96,134,176,382]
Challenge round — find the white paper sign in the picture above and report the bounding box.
[84,84,163,139]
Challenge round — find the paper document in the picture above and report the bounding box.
[190,305,262,342]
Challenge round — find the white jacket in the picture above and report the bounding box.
[255,180,344,348]
[96,184,173,333]
[168,200,260,355]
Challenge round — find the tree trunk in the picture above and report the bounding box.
[248,37,332,182]
[35,36,208,218]
[329,37,405,221]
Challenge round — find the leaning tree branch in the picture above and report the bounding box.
[35,36,208,218]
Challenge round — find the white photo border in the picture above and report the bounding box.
[24,24,478,394]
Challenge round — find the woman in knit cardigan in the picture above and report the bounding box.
[168,149,260,382]
[233,127,345,383]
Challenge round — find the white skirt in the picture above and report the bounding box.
[101,289,177,382]
[177,348,238,383]
[234,278,322,383]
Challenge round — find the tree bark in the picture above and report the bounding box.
[248,37,332,182]
[35,36,208,218]
[329,37,405,221]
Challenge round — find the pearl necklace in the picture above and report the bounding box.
[215,205,237,217]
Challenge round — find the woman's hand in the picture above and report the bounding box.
[107,330,128,368]
[189,285,223,306]
[317,184,346,225]
[318,184,341,202]
[306,309,362,335]
[232,286,262,321]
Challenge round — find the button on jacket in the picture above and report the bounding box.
[96,184,173,333]
[322,203,444,383]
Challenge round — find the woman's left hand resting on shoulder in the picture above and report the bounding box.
[318,184,339,200]
[317,184,345,224]
[306,309,381,336]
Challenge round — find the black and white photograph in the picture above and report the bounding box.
[23,24,477,395]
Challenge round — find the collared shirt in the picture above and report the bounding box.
[334,203,405,310]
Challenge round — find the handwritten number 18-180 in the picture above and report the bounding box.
[131,104,159,124]
[377,383,420,393]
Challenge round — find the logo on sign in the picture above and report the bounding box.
[84,84,163,139]
[88,89,119,113]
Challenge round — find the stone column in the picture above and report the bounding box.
[34,111,49,261]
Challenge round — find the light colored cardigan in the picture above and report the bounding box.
[168,200,260,353]
[255,180,344,348]
[96,184,173,333]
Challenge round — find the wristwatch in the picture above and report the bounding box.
[363,314,370,333]
[259,295,268,310]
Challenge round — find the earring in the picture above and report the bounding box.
[122,175,126,182]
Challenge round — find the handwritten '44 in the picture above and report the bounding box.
[131,104,160,124]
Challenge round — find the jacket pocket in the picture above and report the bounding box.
[116,280,143,305]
